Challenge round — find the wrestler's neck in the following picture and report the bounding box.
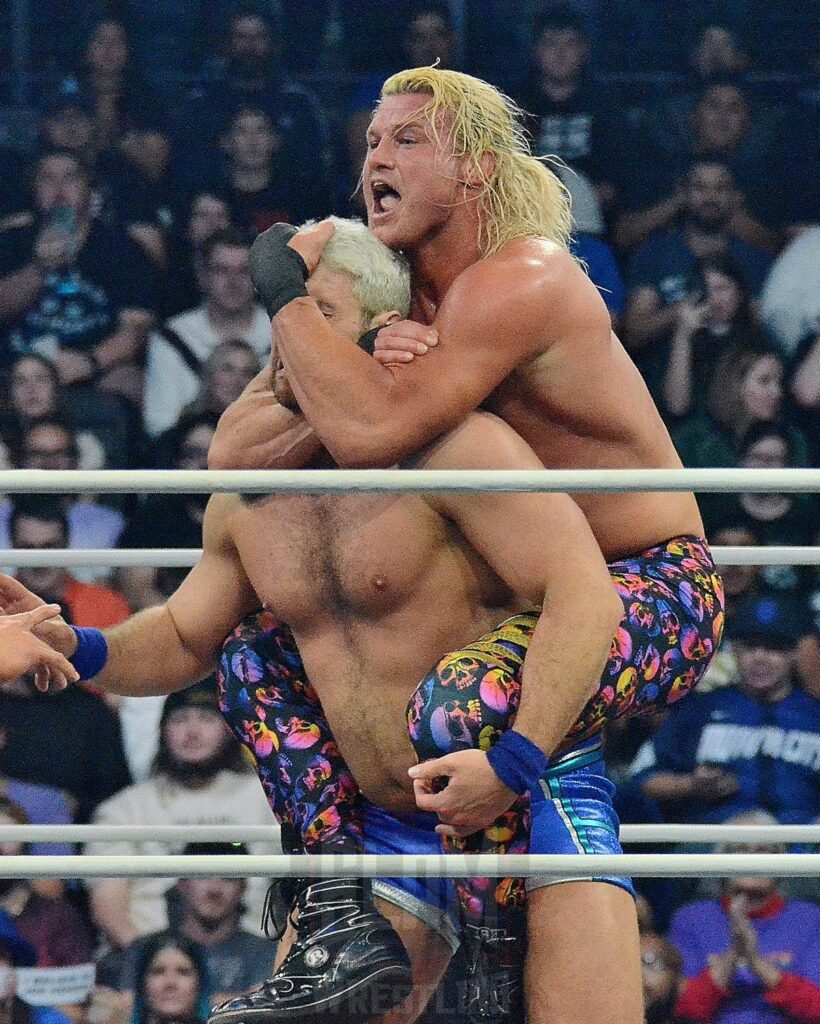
[407,208,484,318]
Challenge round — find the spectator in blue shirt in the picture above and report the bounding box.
[630,593,820,824]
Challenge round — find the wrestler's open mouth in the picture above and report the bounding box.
[371,180,401,214]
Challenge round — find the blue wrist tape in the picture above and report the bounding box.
[69,626,109,680]
[486,730,549,795]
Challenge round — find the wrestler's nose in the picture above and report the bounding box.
[366,137,395,170]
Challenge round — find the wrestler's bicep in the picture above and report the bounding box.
[166,497,259,665]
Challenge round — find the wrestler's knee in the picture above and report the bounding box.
[406,646,524,763]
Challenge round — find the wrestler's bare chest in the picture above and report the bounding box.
[229,493,487,630]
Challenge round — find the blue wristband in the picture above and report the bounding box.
[486,731,549,795]
[69,627,109,681]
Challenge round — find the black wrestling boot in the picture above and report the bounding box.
[207,877,413,1024]
[460,920,526,1024]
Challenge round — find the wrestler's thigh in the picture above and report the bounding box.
[372,897,452,1024]
[525,882,642,1024]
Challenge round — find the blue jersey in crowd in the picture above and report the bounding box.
[630,685,820,824]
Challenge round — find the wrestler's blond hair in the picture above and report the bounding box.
[300,217,411,324]
[381,67,572,256]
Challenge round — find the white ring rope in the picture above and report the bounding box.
[3,546,818,568]
[1,468,819,494]
[3,825,819,845]
[2,853,818,879]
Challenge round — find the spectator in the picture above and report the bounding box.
[670,810,820,1023]
[0,912,73,1024]
[178,340,260,425]
[706,423,817,558]
[0,149,156,406]
[630,594,820,824]
[37,79,168,269]
[616,80,782,256]
[671,349,809,474]
[517,7,616,211]
[640,931,683,1024]
[1,424,127,576]
[0,797,94,967]
[0,778,73,858]
[173,4,332,209]
[0,643,130,822]
[62,18,170,186]
[791,321,820,466]
[116,413,217,613]
[623,160,771,401]
[662,255,768,418]
[90,934,210,1024]
[85,679,279,950]
[161,192,233,319]
[98,843,275,1003]
[142,230,269,438]
[2,354,106,469]
[689,24,750,81]
[760,229,820,358]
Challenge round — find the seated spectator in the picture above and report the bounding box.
[670,810,820,1023]
[615,80,782,256]
[1,424,127,578]
[142,230,270,438]
[0,645,130,822]
[689,24,751,82]
[629,595,820,824]
[116,413,217,612]
[161,192,232,319]
[213,105,326,233]
[705,423,817,560]
[2,354,105,469]
[517,7,617,212]
[623,160,772,401]
[37,79,168,270]
[173,4,332,209]
[0,149,156,406]
[178,340,260,425]
[0,778,73,858]
[85,680,279,950]
[0,912,73,1024]
[640,930,683,1024]
[790,321,820,466]
[0,797,94,967]
[90,934,210,1024]
[662,255,769,418]
[61,18,170,188]
[760,228,820,359]
[98,843,274,1003]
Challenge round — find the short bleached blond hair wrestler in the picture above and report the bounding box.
[381,66,573,257]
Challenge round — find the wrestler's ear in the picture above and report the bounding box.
[368,309,403,329]
[461,151,496,189]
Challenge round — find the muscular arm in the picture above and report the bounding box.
[273,246,587,467]
[421,414,622,756]
[75,496,258,695]
[208,365,324,470]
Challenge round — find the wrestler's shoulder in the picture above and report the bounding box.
[202,492,244,543]
[450,238,581,307]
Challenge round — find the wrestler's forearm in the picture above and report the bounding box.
[90,605,213,697]
[512,587,621,756]
[275,298,406,466]
[208,364,325,470]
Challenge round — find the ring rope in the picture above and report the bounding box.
[3,825,819,845]
[1,468,819,495]
[2,853,818,879]
[3,546,818,568]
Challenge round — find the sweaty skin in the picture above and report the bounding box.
[210,92,703,562]
[2,412,619,815]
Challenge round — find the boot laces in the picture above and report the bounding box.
[261,877,307,940]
